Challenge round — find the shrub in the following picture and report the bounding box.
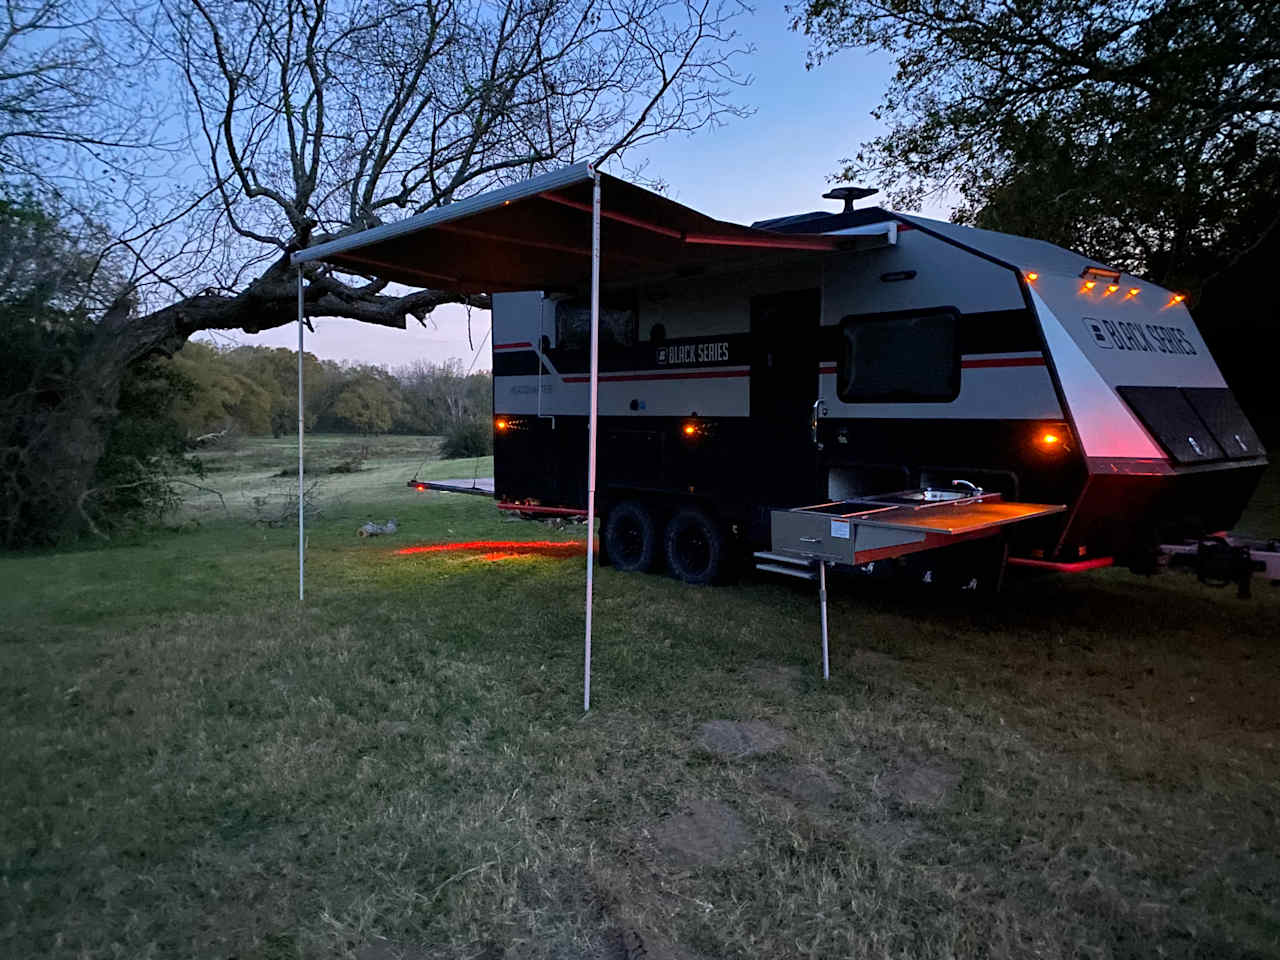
[440,417,493,459]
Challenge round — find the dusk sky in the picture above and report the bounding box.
[204,7,901,370]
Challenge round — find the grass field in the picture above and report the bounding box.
[2,436,1278,959]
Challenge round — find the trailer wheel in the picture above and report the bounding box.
[665,505,726,585]
[603,500,658,573]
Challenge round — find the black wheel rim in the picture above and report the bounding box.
[675,522,712,575]
[614,516,646,565]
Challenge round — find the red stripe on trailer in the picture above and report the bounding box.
[497,502,587,516]
[494,341,532,350]
[816,356,1046,375]
[562,369,748,383]
[961,356,1046,368]
[1007,556,1114,572]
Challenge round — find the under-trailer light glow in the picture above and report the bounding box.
[1105,283,1120,295]
[1170,293,1187,305]
[395,539,587,561]
[1128,287,1140,297]
[1083,280,1096,290]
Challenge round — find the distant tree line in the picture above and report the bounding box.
[169,342,492,441]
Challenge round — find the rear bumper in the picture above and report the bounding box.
[1045,456,1267,562]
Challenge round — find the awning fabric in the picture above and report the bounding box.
[291,162,852,293]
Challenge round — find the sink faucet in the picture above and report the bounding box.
[952,479,983,495]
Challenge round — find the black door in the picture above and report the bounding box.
[750,289,822,507]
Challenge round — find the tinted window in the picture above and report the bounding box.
[555,299,636,351]
[838,311,960,403]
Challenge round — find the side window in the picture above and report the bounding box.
[554,299,636,351]
[838,310,960,403]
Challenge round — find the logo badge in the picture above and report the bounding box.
[1083,317,1114,349]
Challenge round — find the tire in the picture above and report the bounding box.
[603,500,658,573]
[664,505,727,585]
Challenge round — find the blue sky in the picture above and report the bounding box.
[213,6,899,370]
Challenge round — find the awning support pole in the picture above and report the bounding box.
[819,561,829,680]
[297,268,305,605]
[583,170,601,712]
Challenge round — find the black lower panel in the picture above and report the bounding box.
[1061,462,1267,561]
[493,415,1266,559]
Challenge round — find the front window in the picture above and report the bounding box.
[837,310,960,403]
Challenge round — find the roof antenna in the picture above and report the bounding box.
[823,186,877,213]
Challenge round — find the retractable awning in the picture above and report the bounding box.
[288,162,888,713]
[292,161,860,292]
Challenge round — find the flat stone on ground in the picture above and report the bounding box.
[650,798,751,868]
[696,719,787,758]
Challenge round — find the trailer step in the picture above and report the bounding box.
[755,562,818,581]
[753,551,819,580]
[754,551,813,566]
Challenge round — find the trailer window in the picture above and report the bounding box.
[838,311,960,403]
[555,299,636,351]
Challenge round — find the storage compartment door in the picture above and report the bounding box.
[1115,386,1225,464]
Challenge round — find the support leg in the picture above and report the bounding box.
[819,560,829,680]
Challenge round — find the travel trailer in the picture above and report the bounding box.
[292,165,1266,588]
[484,195,1266,584]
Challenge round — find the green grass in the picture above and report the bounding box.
[2,440,1278,959]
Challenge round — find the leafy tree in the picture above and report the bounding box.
[795,0,1280,436]
[169,341,274,437]
[331,370,403,435]
[0,194,194,545]
[794,0,1280,287]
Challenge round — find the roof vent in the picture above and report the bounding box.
[823,186,878,213]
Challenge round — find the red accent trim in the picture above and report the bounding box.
[494,341,532,350]
[538,192,685,239]
[960,356,1046,368]
[1007,556,1114,572]
[562,368,748,383]
[817,356,1045,375]
[497,502,587,516]
[683,232,839,251]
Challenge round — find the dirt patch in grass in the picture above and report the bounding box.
[758,763,842,810]
[743,663,806,696]
[648,799,751,868]
[875,757,961,808]
[695,719,787,758]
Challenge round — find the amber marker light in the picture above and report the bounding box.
[1128,287,1140,297]
[682,422,698,436]
[495,418,509,431]
[1170,293,1187,305]
[1035,426,1068,452]
[1083,280,1097,291]
[1025,271,1039,282]
[1105,283,1120,295]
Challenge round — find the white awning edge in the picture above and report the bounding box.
[291,161,595,266]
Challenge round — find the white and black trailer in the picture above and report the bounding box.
[295,165,1268,589]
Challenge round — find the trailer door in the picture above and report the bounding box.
[750,289,822,504]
